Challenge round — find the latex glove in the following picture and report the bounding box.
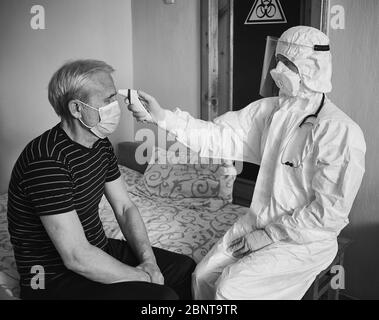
[137,261,165,285]
[228,230,273,259]
[127,91,166,124]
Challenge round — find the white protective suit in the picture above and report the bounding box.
[157,26,366,299]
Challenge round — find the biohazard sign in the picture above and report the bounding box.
[245,0,287,25]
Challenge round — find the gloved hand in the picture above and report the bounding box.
[228,230,273,259]
[127,91,166,124]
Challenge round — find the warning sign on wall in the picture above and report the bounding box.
[245,0,287,25]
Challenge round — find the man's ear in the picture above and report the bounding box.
[68,100,81,119]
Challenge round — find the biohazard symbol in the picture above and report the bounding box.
[245,0,287,25]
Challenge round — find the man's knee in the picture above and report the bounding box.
[174,254,196,280]
[158,285,179,300]
[128,282,179,300]
[104,281,179,300]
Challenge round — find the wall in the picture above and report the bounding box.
[131,0,201,143]
[0,0,135,193]
[328,0,379,299]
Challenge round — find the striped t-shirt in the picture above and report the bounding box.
[7,124,121,289]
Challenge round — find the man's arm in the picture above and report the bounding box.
[104,177,164,284]
[40,211,150,284]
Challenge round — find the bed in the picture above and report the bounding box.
[0,141,249,299]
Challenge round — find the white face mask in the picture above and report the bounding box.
[78,100,121,139]
[270,61,301,97]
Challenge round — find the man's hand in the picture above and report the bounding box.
[137,261,165,285]
[228,230,273,259]
[127,91,166,124]
[135,268,152,283]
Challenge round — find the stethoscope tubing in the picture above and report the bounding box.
[298,94,326,128]
[281,93,326,168]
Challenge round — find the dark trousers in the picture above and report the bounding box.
[21,239,196,300]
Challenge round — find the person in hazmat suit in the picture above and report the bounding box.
[126,26,366,300]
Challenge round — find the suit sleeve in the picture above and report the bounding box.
[156,99,274,164]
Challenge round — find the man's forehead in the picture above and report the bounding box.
[85,72,116,96]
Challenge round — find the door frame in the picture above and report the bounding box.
[200,0,234,121]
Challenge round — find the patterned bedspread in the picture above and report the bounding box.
[0,165,248,298]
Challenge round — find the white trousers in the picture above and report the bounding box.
[192,219,338,300]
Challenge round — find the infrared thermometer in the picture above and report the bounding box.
[118,89,153,122]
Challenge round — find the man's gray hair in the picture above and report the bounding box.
[48,59,115,120]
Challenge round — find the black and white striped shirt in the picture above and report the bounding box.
[7,124,120,288]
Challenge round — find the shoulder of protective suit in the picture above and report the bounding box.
[257,96,279,106]
[247,97,279,122]
[247,96,279,114]
[316,99,362,130]
[213,97,279,133]
[313,100,366,153]
[221,97,278,120]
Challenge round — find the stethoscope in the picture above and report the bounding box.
[281,93,326,168]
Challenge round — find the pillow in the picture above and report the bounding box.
[143,146,237,201]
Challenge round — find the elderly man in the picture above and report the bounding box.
[7,59,195,300]
[128,26,366,299]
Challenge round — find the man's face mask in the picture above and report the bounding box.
[270,61,301,97]
[78,100,121,139]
